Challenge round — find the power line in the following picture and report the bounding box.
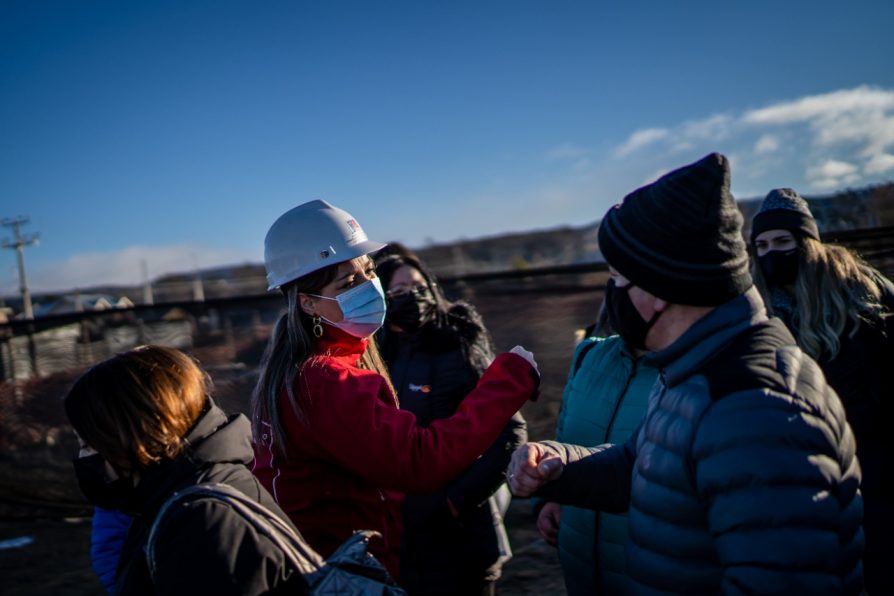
[2,216,39,319]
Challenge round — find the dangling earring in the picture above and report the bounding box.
[312,315,323,338]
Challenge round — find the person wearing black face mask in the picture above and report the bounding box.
[385,284,437,332]
[603,278,664,351]
[73,451,138,512]
[73,448,135,593]
[65,345,311,595]
[506,154,865,595]
[751,187,894,594]
[375,250,527,596]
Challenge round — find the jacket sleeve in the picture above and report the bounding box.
[299,352,538,494]
[443,412,527,513]
[90,507,132,593]
[532,337,601,513]
[691,387,864,593]
[533,431,637,514]
[150,498,306,595]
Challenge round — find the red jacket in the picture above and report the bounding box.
[251,326,537,579]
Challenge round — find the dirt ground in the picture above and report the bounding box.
[0,515,102,595]
[0,500,565,596]
[0,286,603,595]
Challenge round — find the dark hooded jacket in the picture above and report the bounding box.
[536,288,864,594]
[114,403,306,595]
[379,302,527,594]
[768,272,894,593]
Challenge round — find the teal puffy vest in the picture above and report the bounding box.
[554,336,658,596]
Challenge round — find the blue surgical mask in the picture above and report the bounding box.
[312,278,387,338]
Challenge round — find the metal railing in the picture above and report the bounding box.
[3,225,894,516]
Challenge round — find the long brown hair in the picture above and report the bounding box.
[753,237,886,360]
[251,259,396,456]
[64,345,210,474]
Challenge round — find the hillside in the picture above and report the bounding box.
[8,182,894,312]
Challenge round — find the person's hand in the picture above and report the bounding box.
[507,443,563,497]
[537,502,561,546]
[509,345,538,374]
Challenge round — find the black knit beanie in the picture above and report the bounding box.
[597,153,752,306]
[749,187,819,244]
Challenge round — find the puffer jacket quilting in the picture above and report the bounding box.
[537,288,864,594]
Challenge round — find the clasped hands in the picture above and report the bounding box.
[506,442,564,497]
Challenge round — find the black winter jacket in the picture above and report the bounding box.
[537,288,864,594]
[380,303,527,595]
[114,403,306,595]
[773,275,894,593]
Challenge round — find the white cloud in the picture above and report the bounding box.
[813,108,894,157]
[29,244,250,293]
[806,159,861,192]
[611,85,894,196]
[807,159,858,179]
[680,114,733,141]
[810,176,853,192]
[742,86,894,124]
[615,128,668,157]
[432,85,894,247]
[744,86,894,159]
[614,116,730,158]
[754,134,780,154]
[546,143,589,161]
[544,143,593,173]
[865,153,894,175]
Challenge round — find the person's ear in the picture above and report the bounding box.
[298,293,317,317]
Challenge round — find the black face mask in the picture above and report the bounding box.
[604,279,662,350]
[72,453,137,512]
[757,249,799,287]
[386,287,437,332]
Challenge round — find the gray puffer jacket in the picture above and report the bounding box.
[537,288,864,594]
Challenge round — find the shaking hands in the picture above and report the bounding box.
[506,442,564,497]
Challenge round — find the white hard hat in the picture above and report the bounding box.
[264,200,387,290]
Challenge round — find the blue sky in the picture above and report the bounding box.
[2,1,894,293]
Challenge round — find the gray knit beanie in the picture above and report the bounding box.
[750,188,819,244]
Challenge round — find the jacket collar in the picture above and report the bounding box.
[646,286,767,387]
[315,323,369,362]
[618,339,642,362]
[130,402,253,516]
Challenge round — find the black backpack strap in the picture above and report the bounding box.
[146,483,324,582]
[146,483,407,595]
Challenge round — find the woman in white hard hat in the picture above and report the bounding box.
[251,200,540,583]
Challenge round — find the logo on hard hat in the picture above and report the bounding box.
[342,217,369,246]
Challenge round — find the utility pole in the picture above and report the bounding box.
[141,259,154,305]
[191,254,205,302]
[2,216,39,319]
